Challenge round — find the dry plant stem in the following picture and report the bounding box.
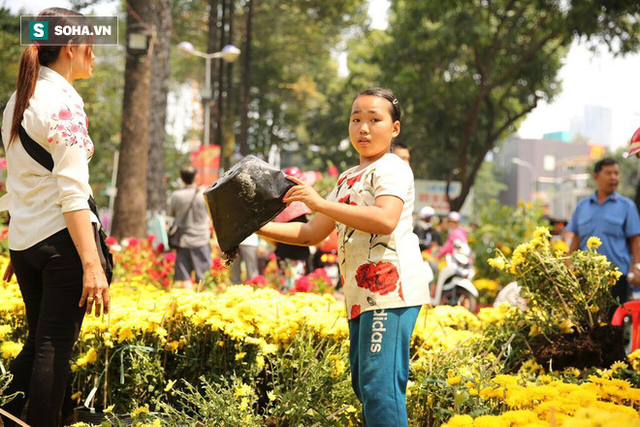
[490,333,516,373]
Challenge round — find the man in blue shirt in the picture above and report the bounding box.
[567,158,640,312]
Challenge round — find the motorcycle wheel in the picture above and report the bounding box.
[440,288,477,313]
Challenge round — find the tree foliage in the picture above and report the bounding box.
[371,0,640,210]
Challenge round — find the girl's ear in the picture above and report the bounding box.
[392,121,401,139]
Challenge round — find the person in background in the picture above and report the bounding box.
[392,141,411,164]
[435,211,468,259]
[413,206,442,253]
[274,166,313,288]
[168,166,212,289]
[567,158,640,312]
[0,8,109,427]
[231,234,260,284]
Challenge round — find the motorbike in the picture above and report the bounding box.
[429,240,478,312]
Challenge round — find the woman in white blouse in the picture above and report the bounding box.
[0,8,109,427]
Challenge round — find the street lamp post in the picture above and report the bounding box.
[511,157,536,201]
[178,42,241,149]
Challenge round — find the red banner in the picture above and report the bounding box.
[190,145,221,187]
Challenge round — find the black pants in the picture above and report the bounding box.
[0,229,85,427]
[609,274,630,319]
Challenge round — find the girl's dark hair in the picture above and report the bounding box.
[355,87,402,122]
[10,8,94,145]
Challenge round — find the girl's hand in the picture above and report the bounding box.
[284,176,325,212]
[79,263,110,317]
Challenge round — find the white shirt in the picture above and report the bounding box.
[327,153,432,319]
[1,66,97,250]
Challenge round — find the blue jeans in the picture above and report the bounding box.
[349,306,421,427]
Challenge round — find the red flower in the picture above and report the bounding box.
[328,165,339,177]
[350,304,361,319]
[211,258,225,271]
[164,252,177,262]
[346,172,365,187]
[355,262,399,295]
[105,236,117,246]
[156,243,166,252]
[147,234,156,243]
[338,195,351,204]
[128,238,139,247]
[247,275,267,286]
[295,276,311,292]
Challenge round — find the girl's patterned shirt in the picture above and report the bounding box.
[1,66,97,250]
[327,153,432,319]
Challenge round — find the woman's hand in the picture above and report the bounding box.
[78,262,110,317]
[283,176,325,212]
[3,261,14,282]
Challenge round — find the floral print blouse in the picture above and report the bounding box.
[1,66,97,250]
[327,153,432,319]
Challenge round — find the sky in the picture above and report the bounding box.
[10,0,640,151]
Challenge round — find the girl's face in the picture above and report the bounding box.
[349,95,400,166]
[70,45,94,80]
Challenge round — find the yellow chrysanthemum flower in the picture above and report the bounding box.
[587,236,602,249]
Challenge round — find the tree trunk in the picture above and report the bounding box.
[216,0,228,162]
[238,0,253,156]
[207,0,219,145]
[112,0,153,239]
[223,0,235,170]
[147,0,171,214]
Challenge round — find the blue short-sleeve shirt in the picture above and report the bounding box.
[566,191,640,273]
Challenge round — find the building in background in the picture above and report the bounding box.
[570,105,613,149]
[495,137,606,220]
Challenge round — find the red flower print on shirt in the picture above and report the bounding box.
[58,109,73,120]
[350,304,361,319]
[355,262,400,295]
[338,194,351,204]
[347,171,365,187]
[398,282,404,301]
[337,175,347,186]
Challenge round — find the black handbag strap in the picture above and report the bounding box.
[18,125,103,226]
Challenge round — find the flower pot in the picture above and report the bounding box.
[74,406,133,425]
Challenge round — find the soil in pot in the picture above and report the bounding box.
[530,325,626,370]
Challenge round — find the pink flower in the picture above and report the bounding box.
[147,234,156,242]
[57,125,64,131]
[105,236,117,246]
[164,252,177,262]
[128,237,139,247]
[70,125,79,133]
[58,109,73,120]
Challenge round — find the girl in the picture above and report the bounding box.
[259,88,431,426]
[0,8,109,427]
